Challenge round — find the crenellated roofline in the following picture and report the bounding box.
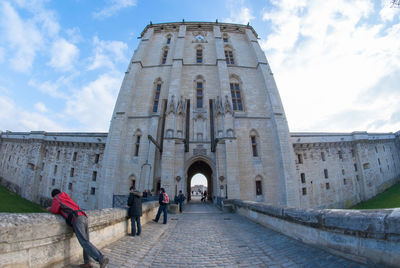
[140,21,259,39]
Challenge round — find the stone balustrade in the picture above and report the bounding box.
[224,199,400,267]
[0,201,159,268]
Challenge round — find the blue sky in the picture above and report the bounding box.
[0,0,399,133]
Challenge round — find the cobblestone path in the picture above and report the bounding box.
[69,202,373,268]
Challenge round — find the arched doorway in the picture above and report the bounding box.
[186,160,213,202]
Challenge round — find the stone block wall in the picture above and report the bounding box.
[225,199,400,267]
[291,132,400,208]
[0,131,107,210]
[0,201,159,268]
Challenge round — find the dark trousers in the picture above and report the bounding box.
[154,204,167,224]
[130,216,141,235]
[73,215,104,264]
[179,201,183,212]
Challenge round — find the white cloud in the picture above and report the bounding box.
[0,1,43,72]
[93,0,137,19]
[34,102,48,113]
[87,36,129,71]
[64,73,122,131]
[224,0,255,24]
[0,94,64,132]
[262,0,400,132]
[48,38,79,70]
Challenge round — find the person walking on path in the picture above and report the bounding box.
[47,189,109,268]
[153,188,169,224]
[177,190,186,213]
[128,186,143,236]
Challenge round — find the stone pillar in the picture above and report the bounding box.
[160,25,186,195]
[99,29,153,209]
[245,28,299,206]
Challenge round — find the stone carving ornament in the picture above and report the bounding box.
[224,95,232,114]
[167,95,176,115]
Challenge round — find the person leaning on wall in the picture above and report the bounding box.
[47,189,109,268]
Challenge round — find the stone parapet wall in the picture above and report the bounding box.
[224,199,400,267]
[0,201,159,268]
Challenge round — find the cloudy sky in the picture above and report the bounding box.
[0,0,399,134]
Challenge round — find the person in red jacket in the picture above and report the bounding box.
[47,189,109,268]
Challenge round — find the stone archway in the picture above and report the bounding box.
[186,160,213,202]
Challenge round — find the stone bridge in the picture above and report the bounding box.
[1,199,399,267]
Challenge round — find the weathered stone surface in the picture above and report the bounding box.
[229,199,400,267]
[0,201,159,268]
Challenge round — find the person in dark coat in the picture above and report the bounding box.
[127,186,143,236]
[177,190,186,212]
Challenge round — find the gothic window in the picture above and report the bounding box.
[301,173,306,183]
[92,171,97,181]
[153,81,162,113]
[324,169,328,179]
[54,165,57,175]
[195,76,205,109]
[302,187,307,195]
[197,82,203,108]
[70,168,74,177]
[297,153,303,164]
[95,154,100,164]
[73,152,77,161]
[90,187,96,195]
[166,34,172,44]
[255,180,262,196]
[135,135,141,156]
[161,47,168,64]
[224,46,235,64]
[196,46,203,63]
[249,130,259,157]
[230,81,243,111]
[251,136,258,157]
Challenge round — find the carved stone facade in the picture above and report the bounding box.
[0,22,399,210]
[100,22,299,209]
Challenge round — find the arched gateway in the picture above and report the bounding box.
[98,21,299,209]
[185,157,214,202]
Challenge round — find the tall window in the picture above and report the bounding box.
[166,35,171,44]
[135,135,141,157]
[153,82,162,113]
[230,82,243,111]
[255,180,262,195]
[196,48,203,63]
[161,48,168,64]
[251,136,258,157]
[224,47,234,64]
[196,82,203,108]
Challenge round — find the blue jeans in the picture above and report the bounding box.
[179,201,183,212]
[155,204,167,224]
[130,216,141,235]
[73,215,104,264]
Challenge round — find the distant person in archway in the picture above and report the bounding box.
[128,186,143,236]
[153,188,169,224]
[47,189,109,268]
[177,190,186,212]
[201,190,207,202]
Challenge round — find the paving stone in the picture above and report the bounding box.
[66,202,373,268]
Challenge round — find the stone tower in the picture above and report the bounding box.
[99,22,299,208]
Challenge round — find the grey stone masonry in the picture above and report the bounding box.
[225,199,400,267]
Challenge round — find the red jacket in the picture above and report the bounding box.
[50,192,87,219]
